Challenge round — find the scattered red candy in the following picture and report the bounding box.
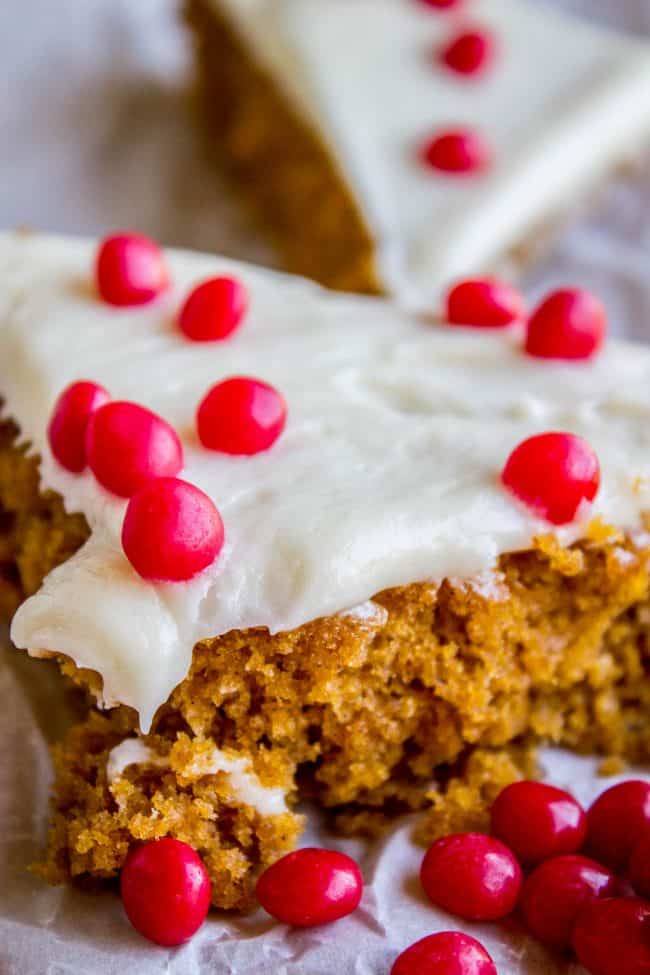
[629,831,650,899]
[391,932,496,975]
[440,29,495,77]
[446,278,525,327]
[586,781,650,872]
[572,897,650,975]
[179,276,249,342]
[525,288,606,360]
[421,129,491,175]
[501,432,600,525]
[122,477,224,582]
[491,781,587,866]
[120,838,211,946]
[47,380,110,473]
[522,855,620,951]
[418,0,464,9]
[96,233,169,307]
[256,848,363,927]
[420,833,522,922]
[86,400,183,498]
[197,376,287,456]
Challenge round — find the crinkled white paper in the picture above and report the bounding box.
[2,1,650,972]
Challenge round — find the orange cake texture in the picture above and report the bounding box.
[3,425,650,907]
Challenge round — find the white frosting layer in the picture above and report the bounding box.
[338,600,390,626]
[105,738,287,815]
[3,233,650,730]
[214,0,650,307]
[106,738,167,783]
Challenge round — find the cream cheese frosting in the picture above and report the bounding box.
[213,0,650,307]
[3,232,650,730]
[106,738,167,784]
[105,738,288,815]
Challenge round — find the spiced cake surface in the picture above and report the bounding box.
[186,0,650,305]
[3,231,650,909]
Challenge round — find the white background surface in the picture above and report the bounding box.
[2,1,650,973]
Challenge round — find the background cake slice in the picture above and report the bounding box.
[186,0,650,307]
[3,231,650,909]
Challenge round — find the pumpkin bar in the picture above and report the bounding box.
[185,0,650,306]
[2,230,650,911]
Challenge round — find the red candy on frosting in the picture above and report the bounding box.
[572,897,650,975]
[502,432,600,525]
[179,276,249,342]
[525,288,606,360]
[522,855,620,951]
[120,838,211,946]
[391,932,496,975]
[446,278,525,327]
[256,848,363,927]
[420,833,522,922]
[418,0,465,9]
[421,128,491,174]
[491,780,587,866]
[629,830,650,899]
[86,400,183,498]
[440,29,495,77]
[96,233,169,307]
[47,380,110,473]
[122,477,224,582]
[586,780,650,872]
[197,376,287,456]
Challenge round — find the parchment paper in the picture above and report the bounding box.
[2,1,650,972]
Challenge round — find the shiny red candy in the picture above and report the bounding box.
[197,376,287,456]
[420,833,522,922]
[629,831,650,899]
[522,855,620,950]
[501,432,600,525]
[86,400,183,498]
[391,932,496,975]
[179,276,248,342]
[421,129,491,174]
[491,781,587,866]
[122,477,224,582]
[446,278,524,327]
[47,380,110,473]
[525,288,606,360]
[572,897,650,975]
[256,848,363,927]
[120,838,211,946]
[440,29,494,76]
[586,780,650,872]
[96,233,169,307]
[418,0,464,9]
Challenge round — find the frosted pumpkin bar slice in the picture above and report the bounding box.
[2,230,650,911]
[185,0,650,305]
